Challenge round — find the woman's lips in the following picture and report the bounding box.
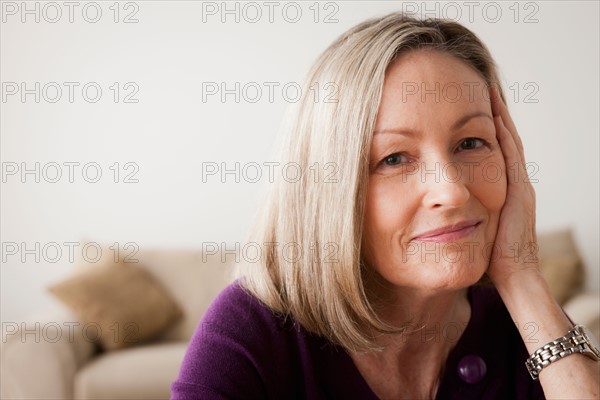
[412,221,482,243]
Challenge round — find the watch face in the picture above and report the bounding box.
[579,325,600,359]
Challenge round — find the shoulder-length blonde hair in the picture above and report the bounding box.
[233,12,506,353]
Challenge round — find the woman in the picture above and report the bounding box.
[171,12,599,399]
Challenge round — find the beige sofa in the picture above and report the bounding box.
[1,250,236,399]
[2,230,599,399]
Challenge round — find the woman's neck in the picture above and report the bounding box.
[349,282,472,399]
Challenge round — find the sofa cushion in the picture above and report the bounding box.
[70,241,237,342]
[74,342,187,399]
[48,259,183,350]
[537,229,584,304]
[128,249,236,342]
[563,292,600,340]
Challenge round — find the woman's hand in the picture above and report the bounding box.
[486,85,541,288]
[486,86,600,398]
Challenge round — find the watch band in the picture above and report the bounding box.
[525,325,588,380]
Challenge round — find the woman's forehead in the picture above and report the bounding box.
[376,51,491,129]
[384,50,489,101]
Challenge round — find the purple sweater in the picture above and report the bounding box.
[171,280,545,399]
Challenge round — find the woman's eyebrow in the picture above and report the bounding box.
[373,111,493,136]
[451,111,493,131]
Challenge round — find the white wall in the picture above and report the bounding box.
[2,1,598,323]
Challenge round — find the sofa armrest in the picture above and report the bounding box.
[563,291,600,340]
[1,310,97,399]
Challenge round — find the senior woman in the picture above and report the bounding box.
[171,12,600,399]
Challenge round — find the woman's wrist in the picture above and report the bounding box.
[493,268,574,355]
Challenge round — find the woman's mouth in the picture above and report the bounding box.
[411,220,482,243]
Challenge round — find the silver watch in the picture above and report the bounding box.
[525,324,600,380]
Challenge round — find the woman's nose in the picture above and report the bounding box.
[420,159,471,209]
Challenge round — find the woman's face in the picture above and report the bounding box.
[363,49,507,293]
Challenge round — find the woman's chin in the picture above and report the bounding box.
[386,259,488,292]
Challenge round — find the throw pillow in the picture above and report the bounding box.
[48,259,183,350]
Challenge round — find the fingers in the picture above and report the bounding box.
[493,94,534,189]
[490,84,502,117]
[490,85,516,133]
[490,85,527,164]
[494,114,522,171]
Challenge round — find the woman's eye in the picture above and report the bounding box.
[382,153,408,166]
[458,137,485,151]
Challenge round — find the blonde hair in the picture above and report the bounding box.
[233,12,505,352]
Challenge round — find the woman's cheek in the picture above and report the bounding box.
[366,176,404,235]
[472,155,507,211]
[363,175,414,260]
